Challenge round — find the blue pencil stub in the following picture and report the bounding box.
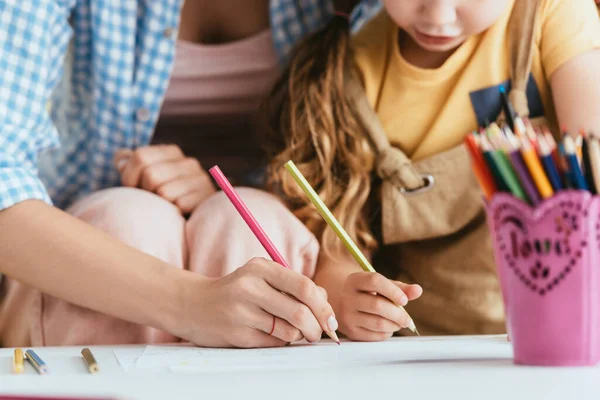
[25,349,49,375]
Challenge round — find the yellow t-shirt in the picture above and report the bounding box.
[353,0,600,161]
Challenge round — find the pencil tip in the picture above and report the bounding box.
[407,319,420,336]
[327,330,340,344]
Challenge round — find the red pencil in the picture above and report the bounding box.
[465,133,498,199]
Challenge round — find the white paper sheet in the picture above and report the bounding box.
[113,348,146,372]
[129,335,510,373]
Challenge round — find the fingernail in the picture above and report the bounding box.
[399,296,408,306]
[327,315,338,332]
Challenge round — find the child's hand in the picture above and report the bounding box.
[115,145,216,214]
[338,272,422,341]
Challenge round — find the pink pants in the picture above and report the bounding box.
[0,187,319,347]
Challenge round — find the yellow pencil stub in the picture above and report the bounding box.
[81,348,99,374]
[13,348,24,374]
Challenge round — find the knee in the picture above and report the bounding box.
[68,187,185,240]
[187,188,320,274]
[187,188,301,236]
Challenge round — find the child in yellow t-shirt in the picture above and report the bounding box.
[264,0,600,341]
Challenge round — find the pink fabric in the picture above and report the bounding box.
[151,29,279,184]
[160,30,279,117]
[0,187,318,347]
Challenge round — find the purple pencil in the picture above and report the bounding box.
[508,150,541,206]
[505,129,542,206]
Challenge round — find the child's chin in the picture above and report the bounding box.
[414,37,465,53]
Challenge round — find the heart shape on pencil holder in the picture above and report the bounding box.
[491,194,588,295]
[493,199,588,296]
[486,190,600,366]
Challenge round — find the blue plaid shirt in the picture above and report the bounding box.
[0,0,381,211]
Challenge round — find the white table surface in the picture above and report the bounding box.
[1,335,599,400]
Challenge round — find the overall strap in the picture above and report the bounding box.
[346,71,425,191]
[506,0,541,117]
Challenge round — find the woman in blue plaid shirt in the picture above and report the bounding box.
[0,0,379,348]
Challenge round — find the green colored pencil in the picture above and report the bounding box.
[490,150,528,202]
[480,134,528,201]
[284,160,419,335]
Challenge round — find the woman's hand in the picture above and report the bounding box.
[337,272,422,341]
[179,257,339,348]
[115,145,216,214]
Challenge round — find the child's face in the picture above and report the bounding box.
[383,0,511,53]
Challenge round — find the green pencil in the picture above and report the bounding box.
[480,135,528,201]
[284,160,419,335]
[491,150,528,202]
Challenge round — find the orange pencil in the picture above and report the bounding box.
[521,137,554,199]
[465,133,497,199]
[577,129,587,165]
[471,161,496,200]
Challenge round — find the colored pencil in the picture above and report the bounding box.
[505,131,541,205]
[543,128,557,150]
[587,134,600,194]
[209,166,291,269]
[284,160,420,336]
[520,136,553,199]
[25,350,48,375]
[538,135,563,192]
[470,115,600,199]
[513,116,527,139]
[481,129,528,202]
[81,348,99,374]
[465,133,497,199]
[208,165,340,344]
[581,133,596,193]
[575,132,584,165]
[472,164,494,201]
[480,135,510,192]
[541,128,563,177]
[490,149,529,202]
[523,119,539,149]
[487,123,506,150]
[556,140,572,189]
[564,136,589,191]
[13,349,24,374]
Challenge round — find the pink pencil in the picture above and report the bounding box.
[209,166,291,269]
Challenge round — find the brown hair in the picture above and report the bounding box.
[263,0,378,258]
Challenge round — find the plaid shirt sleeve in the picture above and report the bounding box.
[0,1,73,210]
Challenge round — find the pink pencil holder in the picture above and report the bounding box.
[487,190,600,366]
